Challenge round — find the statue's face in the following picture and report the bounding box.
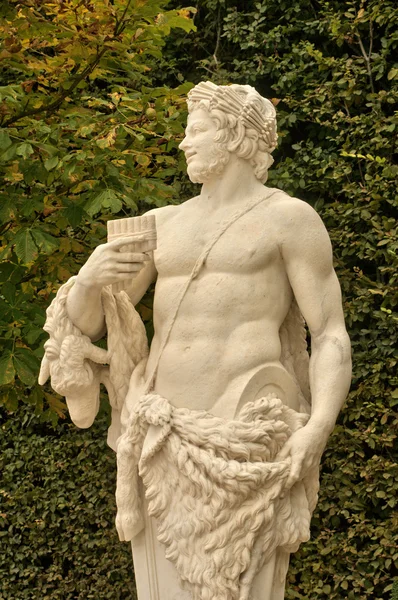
[179,108,230,184]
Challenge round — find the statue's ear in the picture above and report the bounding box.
[38,355,50,385]
[226,120,245,154]
[227,114,236,129]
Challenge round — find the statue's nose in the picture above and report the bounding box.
[179,137,190,151]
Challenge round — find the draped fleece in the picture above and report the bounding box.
[116,393,319,600]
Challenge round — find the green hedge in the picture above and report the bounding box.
[0,404,136,599]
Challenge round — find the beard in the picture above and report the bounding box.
[187,144,230,184]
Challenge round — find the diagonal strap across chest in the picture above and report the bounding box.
[144,189,279,394]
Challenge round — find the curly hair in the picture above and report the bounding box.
[187,84,277,183]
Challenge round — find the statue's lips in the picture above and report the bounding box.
[185,152,197,162]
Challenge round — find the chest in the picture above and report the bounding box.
[154,209,280,277]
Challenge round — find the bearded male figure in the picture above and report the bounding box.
[40,82,351,600]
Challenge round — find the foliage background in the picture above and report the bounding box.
[0,0,397,599]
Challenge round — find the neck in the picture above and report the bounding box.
[199,155,267,211]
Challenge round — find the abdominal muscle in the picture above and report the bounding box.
[144,271,292,413]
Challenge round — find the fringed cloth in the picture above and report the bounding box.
[116,393,319,600]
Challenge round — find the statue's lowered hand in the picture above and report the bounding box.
[77,235,150,289]
[276,421,329,489]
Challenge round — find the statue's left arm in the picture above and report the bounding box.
[277,198,352,488]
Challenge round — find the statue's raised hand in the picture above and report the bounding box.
[76,236,151,290]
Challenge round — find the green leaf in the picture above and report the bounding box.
[387,68,398,80]
[13,348,40,387]
[1,282,16,305]
[14,228,39,264]
[0,197,16,223]
[16,143,34,159]
[0,129,12,151]
[31,229,59,254]
[0,143,17,162]
[0,350,15,386]
[86,189,122,216]
[0,244,11,261]
[25,326,44,345]
[44,156,59,171]
[63,204,85,228]
[163,10,197,33]
[3,389,18,411]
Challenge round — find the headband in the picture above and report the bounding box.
[187,81,278,153]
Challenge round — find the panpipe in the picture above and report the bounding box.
[107,214,157,293]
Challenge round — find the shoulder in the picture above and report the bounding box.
[144,197,199,226]
[263,190,334,272]
[267,190,323,226]
[266,191,330,246]
[144,203,180,222]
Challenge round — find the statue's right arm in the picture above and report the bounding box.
[66,236,157,341]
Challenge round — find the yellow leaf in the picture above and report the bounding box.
[5,162,23,183]
[59,238,71,253]
[45,393,67,419]
[134,28,144,39]
[71,179,97,193]
[57,266,71,280]
[178,9,193,19]
[78,123,97,137]
[71,240,84,252]
[96,128,117,149]
[109,92,122,106]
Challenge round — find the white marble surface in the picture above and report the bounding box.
[40,82,351,600]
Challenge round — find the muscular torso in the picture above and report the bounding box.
[144,189,295,412]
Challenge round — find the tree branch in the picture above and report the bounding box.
[212,5,222,67]
[3,47,108,127]
[356,25,375,95]
[3,1,135,128]
[114,0,133,36]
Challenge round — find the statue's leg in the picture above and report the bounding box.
[131,500,190,600]
[131,512,289,600]
[251,549,289,600]
[130,486,289,600]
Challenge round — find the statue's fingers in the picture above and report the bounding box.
[286,455,304,489]
[275,443,291,461]
[115,263,145,273]
[108,235,146,249]
[116,252,150,263]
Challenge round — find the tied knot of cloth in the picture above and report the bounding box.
[138,393,173,426]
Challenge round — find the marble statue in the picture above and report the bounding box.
[39,81,352,600]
